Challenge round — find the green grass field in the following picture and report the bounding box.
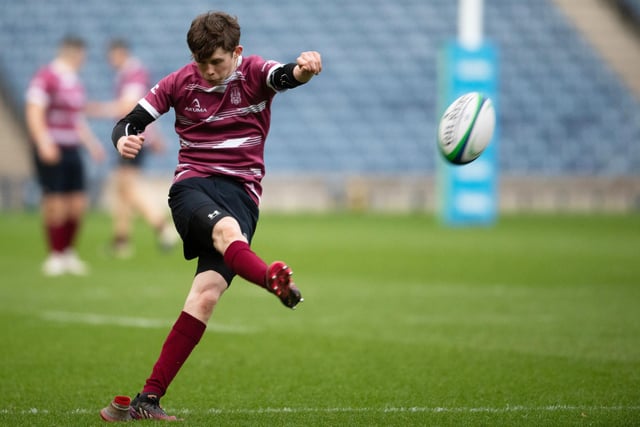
[0,211,639,426]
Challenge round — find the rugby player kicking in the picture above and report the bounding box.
[100,10,322,421]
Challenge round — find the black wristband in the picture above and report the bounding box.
[270,63,304,90]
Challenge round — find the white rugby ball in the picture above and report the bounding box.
[437,92,495,165]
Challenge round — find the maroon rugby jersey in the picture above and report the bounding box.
[25,60,87,146]
[139,55,283,205]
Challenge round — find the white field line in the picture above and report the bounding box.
[199,405,639,414]
[39,310,256,334]
[2,405,639,416]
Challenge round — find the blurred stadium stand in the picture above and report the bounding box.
[0,0,639,211]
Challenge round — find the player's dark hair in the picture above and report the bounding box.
[60,35,86,50]
[108,38,130,52]
[187,11,241,62]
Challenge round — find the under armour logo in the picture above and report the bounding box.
[207,210,220,220]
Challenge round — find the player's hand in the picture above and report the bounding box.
[37,142,60,165]
[117,135,145,159]
[295,51,322,82]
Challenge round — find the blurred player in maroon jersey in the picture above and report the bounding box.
[100,11,322,421]
[87,39,176,258]
[25,36,105,276]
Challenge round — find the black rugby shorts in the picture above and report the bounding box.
[168,175,259,284]
[33,145,85,194]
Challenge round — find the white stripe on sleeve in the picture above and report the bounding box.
[139,98,161,119]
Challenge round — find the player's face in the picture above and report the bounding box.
[108,48,127,69]
[195,46,242,85]
[60,46,86,71]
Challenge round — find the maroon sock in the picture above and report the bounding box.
[63,218,79,250]
[223,240,268,287]
[46,223,67,253]
[142,311,206,396]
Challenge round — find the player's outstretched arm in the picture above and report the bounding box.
[76,117,106,162]
[269,51,322,91]
[293,51,322,83]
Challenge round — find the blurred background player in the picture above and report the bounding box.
[101,11,321,421]
[25,35,105,276]
[87,38,177,258]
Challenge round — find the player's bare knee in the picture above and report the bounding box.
[212,216,246,253]
[196,287,222,314]
[185,271,227,321]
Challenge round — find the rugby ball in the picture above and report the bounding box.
[437,92,495,165]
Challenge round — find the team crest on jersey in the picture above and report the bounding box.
[230,86,242,105]
[185,98,207,113]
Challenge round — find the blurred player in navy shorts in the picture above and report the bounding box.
[100,11,322,421]
[87,39,177,258]
[25,36,105,276]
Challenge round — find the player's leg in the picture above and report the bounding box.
[214,216,302,308]
[183,269,228,322]
[119,166,155,227]
[129,269,226,421]
[214,216,265,283]
[111,165,135,257]
[65,191,87,248]
[59,147,89,275]
[124,180,229,420]
[116,161,177,253]
[40,193,68,276]
[33,147,67,275]
[185,175,302,308]
[142,269,227,395]
[61,190,89,275]
[170,176,302,307]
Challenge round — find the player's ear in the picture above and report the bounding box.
[233,45,243,58]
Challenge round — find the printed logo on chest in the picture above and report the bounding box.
[185,98,208,113]
[230,87,242,106]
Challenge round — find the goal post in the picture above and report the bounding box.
[437,0,500,226]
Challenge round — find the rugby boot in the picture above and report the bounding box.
[265,261,303,309]
[129,392,178,421]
